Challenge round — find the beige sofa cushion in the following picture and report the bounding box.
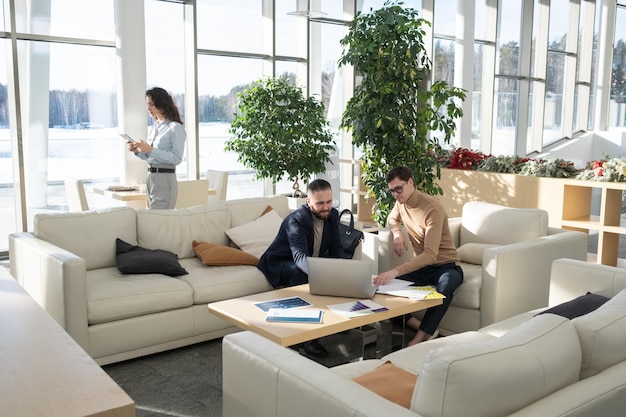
[86,267,193,325]
[573,288,626,379]
[450,262,482,309]
[460,202,548,246]
[456,243,498,264]
[34,207,137,270]
[179,258,272,304]
[137,206,231,259]
[413,314,581,417]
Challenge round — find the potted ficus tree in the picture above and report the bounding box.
[339,1,466,226]
[225,76,336,199]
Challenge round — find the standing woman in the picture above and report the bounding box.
[127,87,186,209]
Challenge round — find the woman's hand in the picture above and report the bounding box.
[130,140,152,154]
[126,141,139,153]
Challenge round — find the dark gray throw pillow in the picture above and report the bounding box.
[535,292,610,319]
[115,238,188,277]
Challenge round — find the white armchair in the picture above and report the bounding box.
[377,201,589,334]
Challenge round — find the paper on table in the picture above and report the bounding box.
[254,296,312,312]
[327,299,389,318]
[376,278,413,294]
[265,308,324,323]
[383,285,446,300]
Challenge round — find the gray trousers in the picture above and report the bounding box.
[146,173,177,209]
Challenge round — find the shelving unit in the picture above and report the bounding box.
[434,169,626,267]
[560,180,626,266]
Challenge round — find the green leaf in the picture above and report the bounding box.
[338,0,466,225]
[227,77,336,193]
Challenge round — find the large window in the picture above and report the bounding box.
[197,55,265,198]
[197,0,264,54]
[13,0,114,40]
[0,39,12,250]
[1,0,624,255]
[145,0,187,178]
[9,0,118,242]
[493,0,522,156]
[610,1,626,128]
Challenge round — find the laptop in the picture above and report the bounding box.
[307,257,377,299]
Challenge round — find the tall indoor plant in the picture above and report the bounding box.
[225,76,336,197]
[339,1,466,225]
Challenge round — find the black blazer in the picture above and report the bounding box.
[257,204,344,288]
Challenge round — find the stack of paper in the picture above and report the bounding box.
[379,284,446,300]
[265,308,324,323]
[376,278,413,293]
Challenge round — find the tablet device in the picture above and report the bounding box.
[120,133,137,143]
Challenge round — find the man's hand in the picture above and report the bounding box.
[393,233,409,257]
[373,269,399,286]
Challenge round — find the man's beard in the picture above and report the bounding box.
[311,209,330,220]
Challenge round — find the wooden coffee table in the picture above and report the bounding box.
[208,284,442,347]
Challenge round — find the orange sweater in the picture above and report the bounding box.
[386,189,460,276]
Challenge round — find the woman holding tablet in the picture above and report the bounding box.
[126,87,186,209]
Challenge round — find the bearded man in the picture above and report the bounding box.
[258,179,344,289]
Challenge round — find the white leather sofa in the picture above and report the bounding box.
[377,201,588,334]
[9,195,369,365]
[222,258,626,417]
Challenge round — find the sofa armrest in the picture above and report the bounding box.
[9,232,89,352]
[355,231,379,274]
[377,228,414,273]
[548,258,626,304]
[448,216,462,248]
[480,229,588,326]
[222,331,419,417]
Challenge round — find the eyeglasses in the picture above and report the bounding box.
[389,181,408,194]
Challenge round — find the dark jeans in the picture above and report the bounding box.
[400,262,464,335]
[277,260,308,288]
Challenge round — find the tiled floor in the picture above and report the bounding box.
[103,319,414,417]
[103,339,224,417]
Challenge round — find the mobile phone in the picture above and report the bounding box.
[120,133,137,143]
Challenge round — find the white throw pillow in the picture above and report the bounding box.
[457,243,499,264]
[572,288,626,379]
[225,209,283,258]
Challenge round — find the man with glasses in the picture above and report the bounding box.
[373,166,464,346]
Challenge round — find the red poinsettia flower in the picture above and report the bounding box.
[447,148,490,170]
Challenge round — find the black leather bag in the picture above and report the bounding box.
[338,209,364,259]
